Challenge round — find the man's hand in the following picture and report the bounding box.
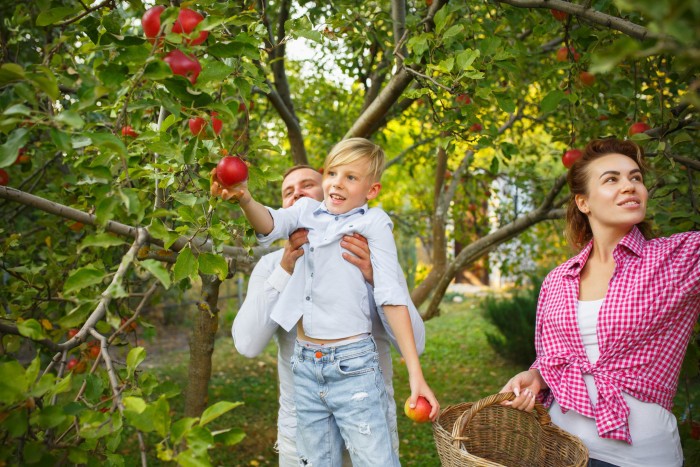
[210,168,250,204]
[340,233,373,285]
[280,229,309,274]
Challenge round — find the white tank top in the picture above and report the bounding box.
[548,299,683,467]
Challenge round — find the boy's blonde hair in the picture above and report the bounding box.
[324,137,385,182]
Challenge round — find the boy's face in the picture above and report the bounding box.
[322,158,380,214]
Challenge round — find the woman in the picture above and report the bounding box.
[501,138,700,467]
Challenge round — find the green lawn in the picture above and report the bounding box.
[148,298,522,465]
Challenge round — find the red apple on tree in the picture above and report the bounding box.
[163,50,201,84]
[628,122,651,136]
[121,126,138,138]
[172,8,209,46]
[211,112,223,135]
[562,148,583,169]
[455,93,471,106]
[579,71,595,87]
[550,9,568,21]
[216,155,249,187]
[555,46,579,63]
[404,396,432,423]
[189,117,207,136]
[141,5,165,43]
[0,169,9,186]
[67,328,79,339]
[469,122,483,132]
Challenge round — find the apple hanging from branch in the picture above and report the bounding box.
[164,50,201,84]
[628,122,651,136]
[172,8,209,46]
[216,155,249,187]
[562,148,583,168]
[141,5,165,44]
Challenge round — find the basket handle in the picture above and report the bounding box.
[450,392,552,445]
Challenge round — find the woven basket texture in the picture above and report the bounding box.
[432,392,588,467]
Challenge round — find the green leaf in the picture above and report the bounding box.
[55,110,85,129]
[0,63,25,86]
[47,374,73,398]
[90,132,127,157]
[17,319,46,340]
[64,266,105,294]
[148,220,181,250]
[540,90,566,114]
[199,401,242,427]
[152,396,171,437]
[140,259,171,289]
[0,128,30,168]
[96,197,119,226]
[174,247,198,283]
[197,62,234,85]
[172,192,198,207]
[79,233,126,251]
[126,347,146,379]
[176,449,211,467]
[3,104,32,116]
[123,396,147,414]
[171,417,198,444]
[590,37,640,74]
[198,253,228,281]
[456,49,479,70]
[34,405,68,429]
[442,25,464,42]
[36,6,82,26]
[213,427,246,446]
[0,361,29,403]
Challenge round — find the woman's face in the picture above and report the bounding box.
[575,153,648,233]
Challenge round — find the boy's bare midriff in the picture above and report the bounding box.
[296,321,366,344]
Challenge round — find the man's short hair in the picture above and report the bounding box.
[282,165,319,180]
[324,138,385,182]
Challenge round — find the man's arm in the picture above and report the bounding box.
[232,230,309,356]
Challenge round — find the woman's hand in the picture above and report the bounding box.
[499,369,545,412]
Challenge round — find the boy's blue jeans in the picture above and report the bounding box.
[291,336,400,467]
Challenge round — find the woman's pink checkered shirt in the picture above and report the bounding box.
[532,226,700,443]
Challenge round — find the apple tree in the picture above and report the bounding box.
[0,0,698,464]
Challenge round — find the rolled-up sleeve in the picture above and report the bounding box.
[255,198,309,247]
[364,210,407,307]
[673,231,700,296]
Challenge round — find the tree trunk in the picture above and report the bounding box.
[184,274,222,418]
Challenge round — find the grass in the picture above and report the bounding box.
[145,297,521,465]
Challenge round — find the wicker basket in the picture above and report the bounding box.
[432,392,588,467]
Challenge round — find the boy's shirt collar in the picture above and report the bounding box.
[314,201,368,217]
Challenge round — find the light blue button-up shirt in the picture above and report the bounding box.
[257,197,409,339]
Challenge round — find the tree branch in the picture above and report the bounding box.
[0,187,271,261]
[494,0,656,41]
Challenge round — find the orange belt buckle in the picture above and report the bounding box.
[315,351,323,359]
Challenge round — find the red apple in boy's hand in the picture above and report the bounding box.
[216,156,249,187]
[404,396,432,423]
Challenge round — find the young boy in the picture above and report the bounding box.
[223,138,438,465]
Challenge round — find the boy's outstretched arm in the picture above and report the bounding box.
[210,169,273,235]
[384,304,440,421]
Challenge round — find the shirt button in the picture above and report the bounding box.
[305,296,311,301]
[335,216,339,221]
[310,247,314,252]
[310,273,314,277]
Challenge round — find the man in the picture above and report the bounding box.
[223,165,425,466]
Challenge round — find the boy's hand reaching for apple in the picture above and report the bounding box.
[210,167,251,204]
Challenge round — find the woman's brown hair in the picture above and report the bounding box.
[565,138,653,250]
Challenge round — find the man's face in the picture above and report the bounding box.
[281,168,323,208]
